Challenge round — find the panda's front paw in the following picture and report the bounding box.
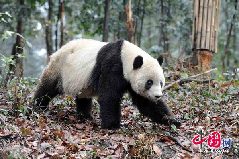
[169,118,181,128]
[101,121,120,130]
[161,116,181,128]
[77,114,93,121]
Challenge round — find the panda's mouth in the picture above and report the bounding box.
[153,94,164,103]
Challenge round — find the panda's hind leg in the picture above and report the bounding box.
[75,97,93,120]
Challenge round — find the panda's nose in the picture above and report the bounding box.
[155,95,161,98]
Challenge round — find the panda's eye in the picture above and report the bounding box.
[160,81,163,87]
[145,79,153,90]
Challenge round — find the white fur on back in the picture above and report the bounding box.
[50,39,107,95]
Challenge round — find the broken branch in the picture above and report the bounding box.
[164,68,217,90]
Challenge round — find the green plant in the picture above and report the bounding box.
[0,55,15,85]
[6,77,37,116]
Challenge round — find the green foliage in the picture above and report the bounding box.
[0,54,14,84]
[170,124,177,132]
[0,12,12,24]
[6,77,37,116]
[26,0,46,8]
[66,0,104,37]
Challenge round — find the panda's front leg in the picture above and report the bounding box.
[97,71,127,129]
[98,94,122,129]
[129,89,181,127]
[153,100,181,127]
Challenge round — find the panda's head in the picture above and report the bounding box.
[121,41,165,103]
[130,55,165,103]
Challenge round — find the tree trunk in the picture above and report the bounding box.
[134,0,141,45]
[192,0,220,71]
[158,0,170,65]
[59,0,65,47]
[138,0,146,47]
[8,0,25,78]
[125,0,135,43]
[55,1,60,50]
[233,22,237,66]
[222,0,237,71]
[45,0,53,62]
[102,0,110,42]
[147,18,152,46]
[117,10,121,39]
[158,0,164,49]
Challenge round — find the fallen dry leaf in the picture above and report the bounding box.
[53,130,65,139]
[153,144,162,156]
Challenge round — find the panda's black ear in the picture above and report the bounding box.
[157,55,163,65]
[133,56,143,70]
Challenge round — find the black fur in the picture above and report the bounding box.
[90,40,180,129]
[129,88,181,127]
[145,79,153,90]
[133,55,143,69]
[75,97,93,120]
[90,40,128,129]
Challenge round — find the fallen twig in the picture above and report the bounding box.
[164,68,217,90]
[166,135,192,153]
[178,79,214,85]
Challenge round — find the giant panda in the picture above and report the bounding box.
[33,39,181,129]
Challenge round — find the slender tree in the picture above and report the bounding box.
[45,0,53,62]
[125,0,135,43]
[138,0,146,47]
[159,0,168,53]
[9,0,25,78]
[117,0,127,40]
[158,0,171,65]
[102,0,110,42]
[54,0,65,50]
[222,0,238,71]
[59,0,65,47]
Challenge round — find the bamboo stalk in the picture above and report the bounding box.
[193,0,199,49]
[206,0,212,50]
[192,0,195,48]
[214,0,218,53]
[210,0,214,51]
[197,0,204,49]
[210,0,215,52]
[214,0,220,53]
[201,0,208,48]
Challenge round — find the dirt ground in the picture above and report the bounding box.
[0,81,238,158]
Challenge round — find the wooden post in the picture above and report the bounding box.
[192,0,220,71]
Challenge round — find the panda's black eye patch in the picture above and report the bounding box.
[145,79,153,90]
[160,81,163,87]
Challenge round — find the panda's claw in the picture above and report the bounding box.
[170,118,181,128]
[77,114,93,122]
[161,116,181,128]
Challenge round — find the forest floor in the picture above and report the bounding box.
[0,78,238,159]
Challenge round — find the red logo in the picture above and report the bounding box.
[192,131,221,149]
